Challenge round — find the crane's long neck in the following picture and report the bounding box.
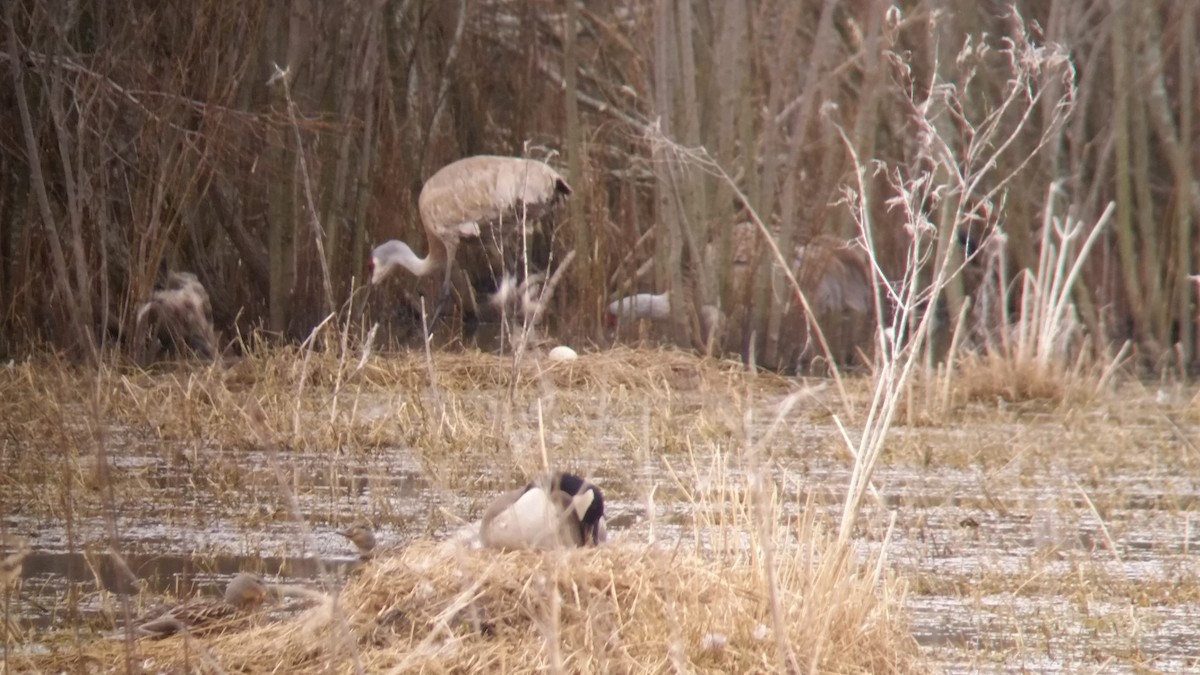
[406,250,441,277]
[397,239,448,278]
[415,238,451,276]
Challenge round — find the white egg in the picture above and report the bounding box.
[548,345,578,362]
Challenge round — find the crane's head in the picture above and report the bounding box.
[369,240,407,284]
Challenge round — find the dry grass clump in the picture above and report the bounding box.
[351,345,780,393]
[3,345,792,454]
[24,538,916,674]
[224,338,770,394]
[944,352,1098,408]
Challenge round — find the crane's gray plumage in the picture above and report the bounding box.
[607,293,672,322]
[135,271,217,360]
[370,155,571,324]
[609,227,874,370]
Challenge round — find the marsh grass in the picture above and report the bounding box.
[24,540,914,674]
[7,341,1200,672]
[2,342,926,674]
[935,189,1123,410]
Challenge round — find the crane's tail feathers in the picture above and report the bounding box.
[454,221,481,238]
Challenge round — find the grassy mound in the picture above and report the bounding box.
[26,538,917,674]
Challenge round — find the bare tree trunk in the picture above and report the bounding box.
[4,3,94,361]
[349,17,383,310]
[1130,5,1166,353]
[323,2,381,299]
[564,0,590,333]
[748,0,801,366]
[1143,3,1196,366]
[266,0,293,334]
[652,0,682,329]
[1179,3,1196,364]
[709,1,749,319]
[762,0,838,369]
[1110,0,1148,352]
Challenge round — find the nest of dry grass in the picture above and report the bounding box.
[25,538,917,674]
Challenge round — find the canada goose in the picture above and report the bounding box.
[370,155,571,324]
[480,473,607,551]
[133,573,270,638]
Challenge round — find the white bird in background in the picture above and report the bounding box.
[606,293,671,323]
[606,231,874,367]
[369,155,572,323]
[606,292,725,349]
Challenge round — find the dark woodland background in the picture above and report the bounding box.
[1,1,1196,372]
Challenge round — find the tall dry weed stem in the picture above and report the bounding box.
[827,15,1084,539]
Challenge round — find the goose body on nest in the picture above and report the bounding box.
[480,473,606,550]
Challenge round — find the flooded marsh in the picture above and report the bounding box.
[2,350,1199,672]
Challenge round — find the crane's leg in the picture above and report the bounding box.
[428,263,455,328]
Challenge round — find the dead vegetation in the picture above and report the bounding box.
[22,540,913,674]
[4,340,1200,672]
[2,348,924,674]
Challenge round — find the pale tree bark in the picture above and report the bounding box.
[760,0,838,369]
[1179,3,1196,362]
[323,1,383,298]
[1142,3,1196,364]
[1110,0,1148,350]
[4,2,94,360]
[1130,4,1165,349]
[563,0,601,338]
[652,0,683,332]
[710,0,749,314]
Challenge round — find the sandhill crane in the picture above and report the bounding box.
[370,155,572,325]
[606,292,725,353]
[609,229,875,370]
[713,224,871,314]
[790,235,872,316]
[135,271,217,360]
[480,472,607,550]
[738,232,873,369]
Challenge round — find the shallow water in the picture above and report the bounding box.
[4,371,1200,671]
